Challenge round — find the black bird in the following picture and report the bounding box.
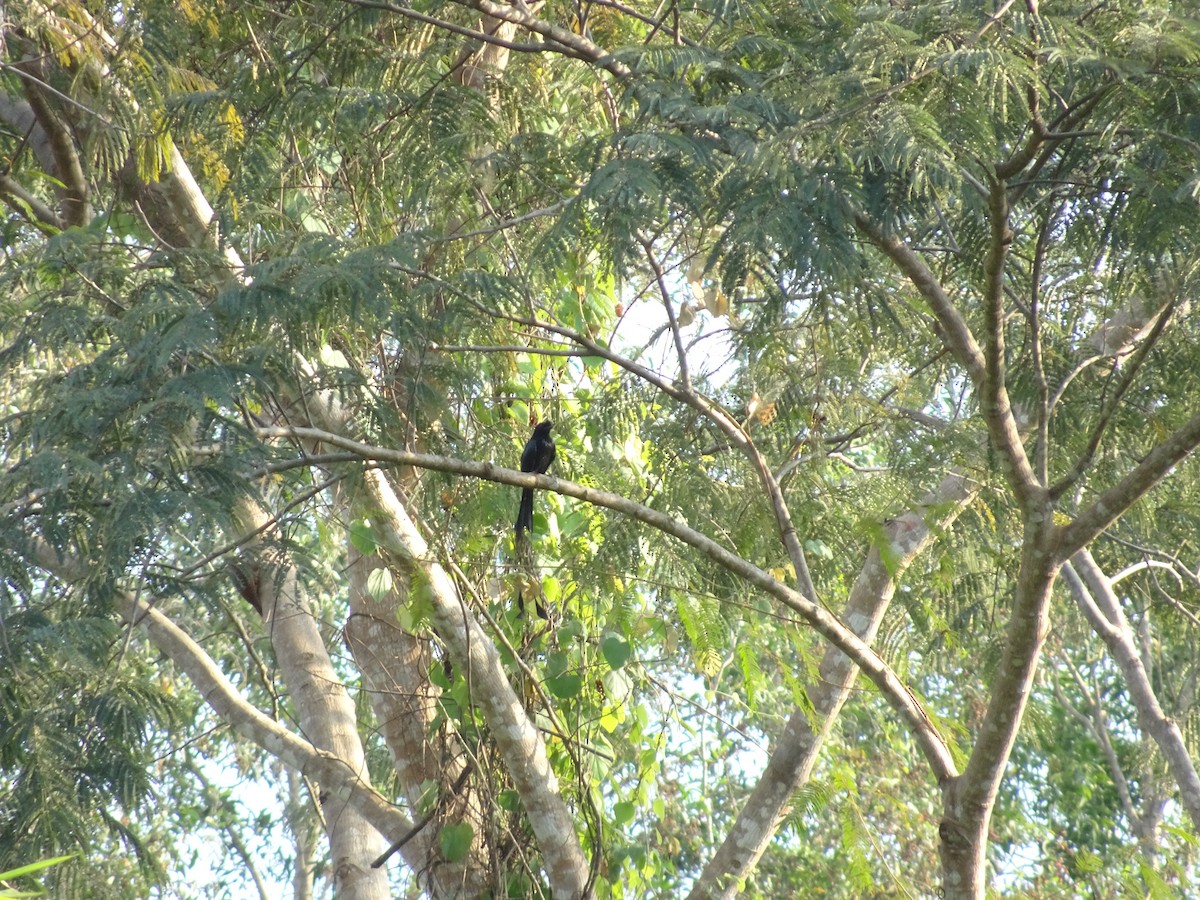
[516,420,556,535]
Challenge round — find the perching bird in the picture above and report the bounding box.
[516,420,556,534]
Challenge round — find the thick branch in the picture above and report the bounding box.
[0,92,58,173]
[27,543,439,888]
[341,0,631,78]
[1064,551,1200,830]
[286,364,488,889]
[852,211,986,384]
[856,208,1041,510]
[979,179,1042,506]
[690,470,977,899]
[0,171,62,232]
[234,499,389,897]
[458,0,633,79]
[340,0,550,55]
[257,424,958,783]
[354,466,591,897]
[281,362,588,897]
[942,511,1061,898]
[15,62,91,226]
[7,6,244,269]
[1058,408,1200,559]
[122,591,427,872]
[124,143,245,271]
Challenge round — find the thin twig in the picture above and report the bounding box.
[1049,299,1177,500]
[638,233,690,389]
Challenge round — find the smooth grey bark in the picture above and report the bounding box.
[29,538,449,889]
[342,535,493,897]
[357,464,591,898]
[292,366,494,895]
[939,509,1061,899]
[235,501,391,900]
[1064,550,1200,830]
[294,350,589,899]
[688,470,976,899]
[0,17,398,887]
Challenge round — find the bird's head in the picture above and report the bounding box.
[534,420,554,435]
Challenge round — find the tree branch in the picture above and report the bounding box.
[255,423,959,783]
[457,0,633,78]
[1028,198,1058,486]
[1049,299,1176,500]
[1051,659,1153,858]
[852,211,986,384]
[353,465,592,897]
[281,352,592,896]
[13,59,91,226]
[339,0,553,55]
[233,497,389,897]
[441,276,822,605]
[980,177,1041,506]
[689,469,977,899]
[0,171,62,232]
[1058,408,1200,559]
[26,542,444,890]
[639,233,691,390]
[943,512,1060,895]
[0,92,58,175]
[1063,552,1200,830]
[341,0,632,78]
[855,207,1041,509]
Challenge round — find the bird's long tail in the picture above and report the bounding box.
[515,487,535,534]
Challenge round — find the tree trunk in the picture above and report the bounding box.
[939,511,1061,898]
[240,500,390,900]
[691,471,975,898]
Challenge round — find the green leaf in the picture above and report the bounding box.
[1162,824,1200,847]
[545,673,583,699]
[497,790,520,812]
[0,853,77,898]
[508,400,531,424]
[349,520,378,555]
[803,539,833,559]
[366,567,394,600]
[399,576,436,632]
[613,801,636,825]
[430,661,453,690]
[601,632,632,670]
[1139,860,1174,900]
[439,822,475,863]
[0,853,78,881]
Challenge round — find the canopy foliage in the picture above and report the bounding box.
[2,0,1200,897]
